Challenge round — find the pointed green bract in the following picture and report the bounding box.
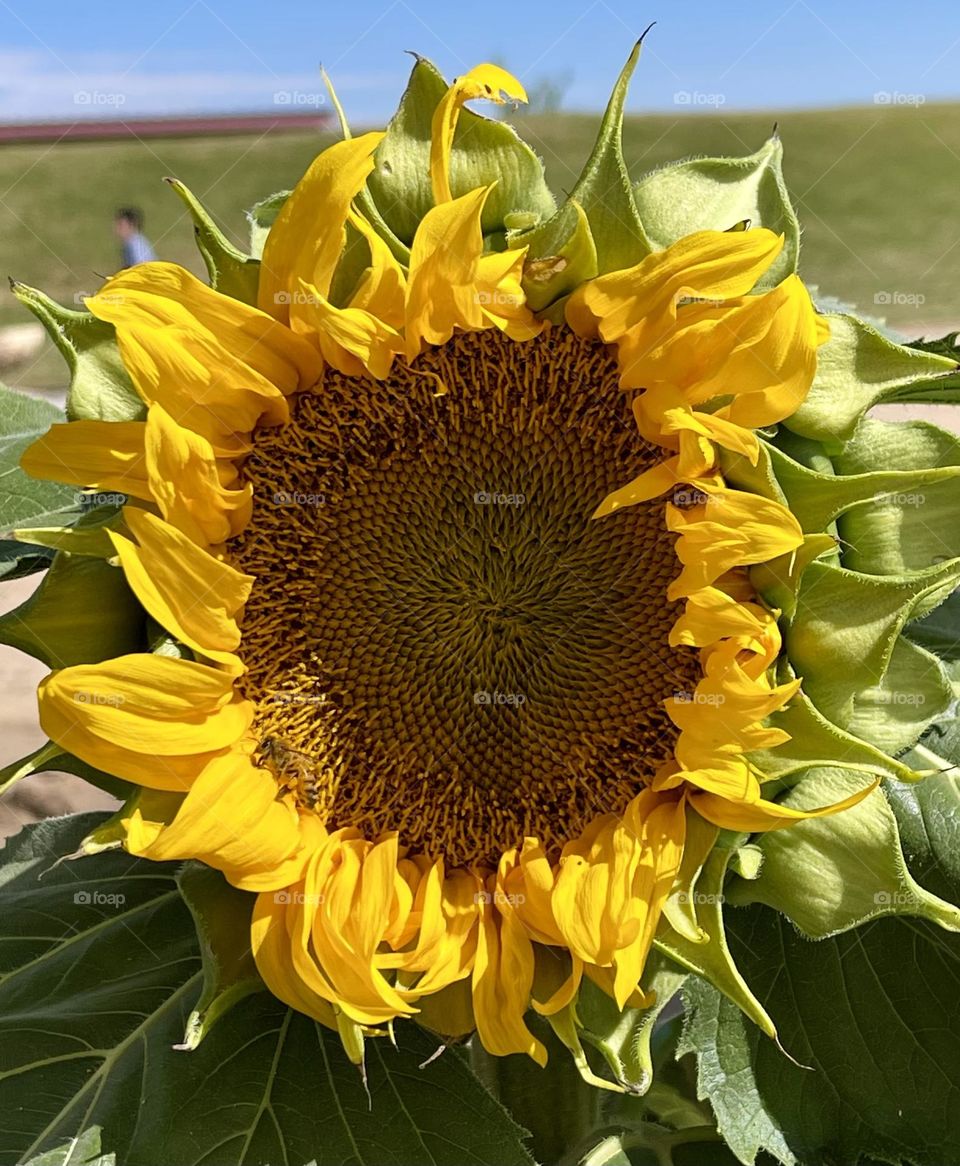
[247,190,290,259]
[654,848,776,1041]
[574,955,687,1094]
[11,284,143,423]
[634,136,799,287]
[786,557,960,731]
[166,178,260,305]
[366,56,555,247]
[756,667,919,783]
[0,740,130,801]
[727,767,960,937]
[177,862,263,1050]
[0,550,144,668]
[783,313,957,448]
[510,41,652,307]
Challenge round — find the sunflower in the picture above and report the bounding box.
[10,50,959,1079]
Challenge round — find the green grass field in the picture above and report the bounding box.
[1,101,958,388]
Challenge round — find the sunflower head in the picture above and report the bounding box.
[8,42,960,1089]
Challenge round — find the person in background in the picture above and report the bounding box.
[114,207,157,268]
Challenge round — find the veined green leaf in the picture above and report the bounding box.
[0,815,535,1166]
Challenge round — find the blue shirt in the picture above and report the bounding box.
[121,233,157,267]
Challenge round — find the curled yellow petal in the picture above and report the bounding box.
[259,132,385,323]
[108,508,252,667]
[88,263,320,453]
[430,64,527,204]
[689,779,878,833]
[144,405,252,547]
[405,186,540,359]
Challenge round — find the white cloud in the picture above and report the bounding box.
[0,46,397,122]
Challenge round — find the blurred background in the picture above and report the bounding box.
[1,0,959,834]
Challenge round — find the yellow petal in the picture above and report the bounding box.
[108,508,252,667]
[88,263,320,454]
[126,751,301,877]
[293,280,403,379]
[251,889,338,1026]
[689,779,878,832]
[405,186,540,360]
[472,870,546,1064]
[566,228,784,376]
[346,208,407,329]
[21,420,148,499]
[430,64,527,204]
[258,132,385,321]
[39,655,252,762]
[144,405,252,546]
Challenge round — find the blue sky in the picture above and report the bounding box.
[0,0,957,122]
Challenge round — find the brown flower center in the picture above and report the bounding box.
[232,327,698,865]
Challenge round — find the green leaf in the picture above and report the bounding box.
[681,902,960,1166]
[0,383,76,543]
[682,746,960,1166]
[0,538,54,582]
[727,767,960,936]
[0,549,144,668]
[365,56,555,248]
[10,284,144,423]
[783,314,958,449]
[511,40,652,307]
[176,862,262,1050]
[0,815,535,1166]
[165,178,260,305]
[633,137,798,287]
